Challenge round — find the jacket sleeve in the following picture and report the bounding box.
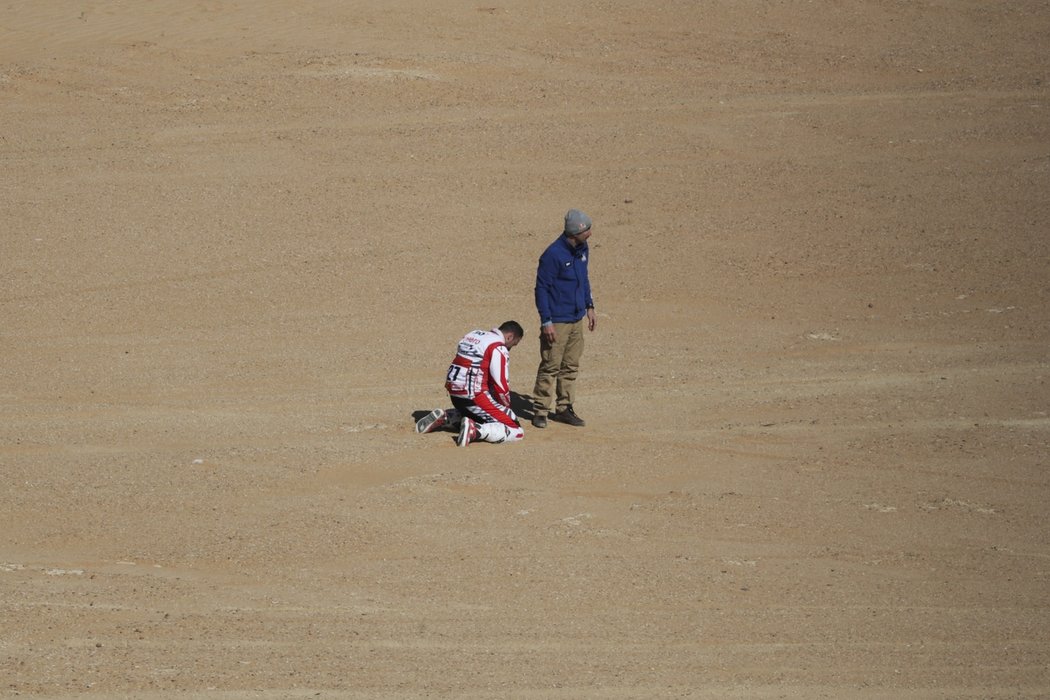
[534,250,557,324]
[583,250,593,309]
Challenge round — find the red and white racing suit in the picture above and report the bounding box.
[445,328,524,443]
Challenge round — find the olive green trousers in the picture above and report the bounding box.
[531,319,585,417]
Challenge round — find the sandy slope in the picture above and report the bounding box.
[2,1,1049,697]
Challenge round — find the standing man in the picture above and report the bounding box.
[415,321,526,447]
[531,208,596,429]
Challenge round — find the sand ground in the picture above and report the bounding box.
[2,1,1049,697]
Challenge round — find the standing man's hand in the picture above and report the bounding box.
[586,307,597,332]
[542,323,557,343]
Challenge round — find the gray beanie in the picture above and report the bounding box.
[563,209,592,236]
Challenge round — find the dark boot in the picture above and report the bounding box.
[551,405,585,427]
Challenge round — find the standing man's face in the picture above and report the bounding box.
[567,229,592,246]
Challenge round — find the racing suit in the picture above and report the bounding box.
[445,328,524,443]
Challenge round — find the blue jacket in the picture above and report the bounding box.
[534,234,593,325]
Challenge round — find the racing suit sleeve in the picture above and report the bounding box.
[487,345,512,408]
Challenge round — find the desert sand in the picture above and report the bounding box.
[2,1,1049,697]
